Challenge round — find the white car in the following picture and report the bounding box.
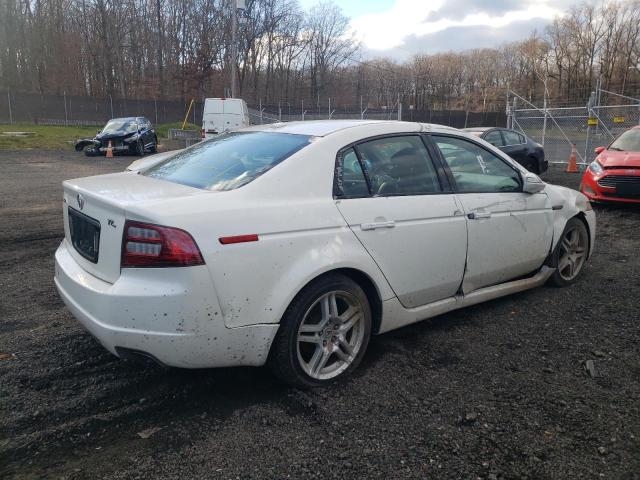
[54,120,596,387]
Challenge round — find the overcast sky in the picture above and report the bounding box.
[298,0,588,60]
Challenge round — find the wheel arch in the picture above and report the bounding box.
[284,267,384,335]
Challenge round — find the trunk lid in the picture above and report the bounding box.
[62,172,207,283]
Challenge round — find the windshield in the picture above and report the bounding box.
[143,131,311,191]
[102,120,138,135]
[609,128,640,152]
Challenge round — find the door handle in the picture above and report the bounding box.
[467,212,492,220]
[361,220,396,231]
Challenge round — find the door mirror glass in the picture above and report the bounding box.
[522,173,545,194]
[594,146,605,154]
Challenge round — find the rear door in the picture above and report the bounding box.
[430,134,553,293]
[335,135,467,308]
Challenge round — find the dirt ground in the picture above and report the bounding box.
[1,150,639,479]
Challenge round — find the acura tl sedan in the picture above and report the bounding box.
[55,120,596,387]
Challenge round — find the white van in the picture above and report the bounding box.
[201,98,250,139]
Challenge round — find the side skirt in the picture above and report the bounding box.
[378,266,555,334]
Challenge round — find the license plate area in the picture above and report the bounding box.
[68,207,101,263]
[616,183,640,196]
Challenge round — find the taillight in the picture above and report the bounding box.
[121,220,204,268]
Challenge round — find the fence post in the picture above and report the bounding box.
[541,92,547,147]
[7,90,13,125]
[154,99,158,125]
[278,102,281,122]
[259,98,263,124]
[63,91,69,126]
[301,100,304,121]
[109,95,114,119]
[397,97,402,121]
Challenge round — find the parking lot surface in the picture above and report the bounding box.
[1,150,639,479]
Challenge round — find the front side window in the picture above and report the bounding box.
[503,130,524,145]
[432,135,521,193]
[484,130,504,147]
[355,136,441,196]
[144,132,311,191]
[609,128,640,152]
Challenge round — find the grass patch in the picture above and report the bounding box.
[0,124,99,150]
[0,122,200,150]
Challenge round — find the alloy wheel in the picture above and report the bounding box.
[558,225,588,281]
[296,291,366,381]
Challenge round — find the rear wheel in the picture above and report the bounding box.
[524,156,539,173]
[149,136,158,153]
[269,274,372,388]
[548,217,589,287]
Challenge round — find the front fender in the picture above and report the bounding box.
[74,139,99,152]
[545,184,596,257]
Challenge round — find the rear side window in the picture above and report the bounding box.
[484,130,504,147]
[335,148,369,198]
[503,130,524,145]
[355,136,441,196]
[144,132,310,191]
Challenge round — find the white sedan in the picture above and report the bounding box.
[55,120,596,387]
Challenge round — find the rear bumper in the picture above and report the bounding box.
[580,170,640,204]
[54,240,278,368]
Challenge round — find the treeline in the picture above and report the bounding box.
[0,0,638,111]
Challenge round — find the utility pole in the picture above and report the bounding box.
[230,0,246,98]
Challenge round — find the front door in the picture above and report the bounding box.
[430,134,554,293]
[334,135,467,308]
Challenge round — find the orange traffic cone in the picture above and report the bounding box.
[106,140,114,158]
[566,144,578,173]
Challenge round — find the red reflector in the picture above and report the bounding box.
[219,234,259,245]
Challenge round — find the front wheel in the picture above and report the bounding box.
[547,217,589,287]
[135,139,144,156]
[269,274,372,388]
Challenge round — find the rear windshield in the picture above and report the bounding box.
[143,132,311,191]
[610,128,640,152]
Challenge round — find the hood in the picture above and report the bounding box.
[597,149,640,168]
[96,131,137,141]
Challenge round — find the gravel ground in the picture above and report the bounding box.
[1,151,639,480]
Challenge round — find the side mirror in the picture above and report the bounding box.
[594,146,605,154]
[523,173,546,194]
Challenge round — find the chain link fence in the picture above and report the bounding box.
[2,90,506,131]
[509,92,640,166]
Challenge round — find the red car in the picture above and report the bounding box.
[580,126,640,204]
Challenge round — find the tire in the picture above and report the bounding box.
[547,217,589,287]
[149,136,158,154]
[135,139,144,156]
[268,273,372,388]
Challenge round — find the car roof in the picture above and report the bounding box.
[109,117,146,122]
[244,120,463,137]
[462,127,494,132]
